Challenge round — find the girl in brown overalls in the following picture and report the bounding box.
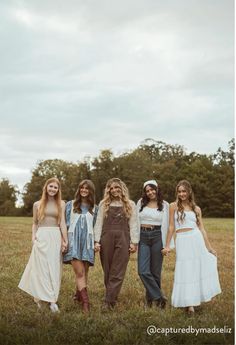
[94,178,139,309]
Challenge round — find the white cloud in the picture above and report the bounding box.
[0,0,233,192]
[12,8,79,34]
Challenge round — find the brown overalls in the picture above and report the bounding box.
[100,206,130,304]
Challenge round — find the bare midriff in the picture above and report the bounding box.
[176,228,193,233]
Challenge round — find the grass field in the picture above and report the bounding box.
[0,217,234,345]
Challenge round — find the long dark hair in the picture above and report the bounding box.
[139,183,163,212]
[176,180,200,225]
[73,180,95,215]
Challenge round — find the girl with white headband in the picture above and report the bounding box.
[137,180,174,309]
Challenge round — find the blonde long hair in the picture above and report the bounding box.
[38,177,62,224]
[102,178,132,218]
[176,180,200,225]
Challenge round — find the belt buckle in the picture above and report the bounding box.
[142,226,154,231]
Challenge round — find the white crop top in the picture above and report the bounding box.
[138,206,163,225]
[174,210,197,231]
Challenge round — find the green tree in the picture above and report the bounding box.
[22,159,89,215]
[0,179,18,216]
[212,138,235,168]
[21,138,234,218]
[91,150,116,201]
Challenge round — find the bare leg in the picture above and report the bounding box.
[71,259,91,312]
[71,259,87,291]
[84,262,90,285]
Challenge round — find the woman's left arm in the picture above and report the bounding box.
[60,201,68,252]
[129,201,139,253]
[197,207,217,256]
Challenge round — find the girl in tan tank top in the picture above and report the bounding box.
[18,177,68,313]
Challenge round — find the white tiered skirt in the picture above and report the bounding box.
[171,228,221,307]
[18,227,62,303]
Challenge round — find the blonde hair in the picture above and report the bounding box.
[176,180,200,226]
[38,177,62,224]
[102,178,132,218]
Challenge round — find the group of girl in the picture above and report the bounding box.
[18,177,221,315]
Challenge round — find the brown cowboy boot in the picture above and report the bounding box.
[80,287,90,313]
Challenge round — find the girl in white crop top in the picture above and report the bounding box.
[174,210,198,231]
[162,180,221,314]
[137,180,173,309]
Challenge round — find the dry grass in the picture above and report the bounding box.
[0,217,234,345]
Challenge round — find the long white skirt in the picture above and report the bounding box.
[171,228,221,307]
[18,227,62,303]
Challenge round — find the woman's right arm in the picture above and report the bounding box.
[136,199,141,229]
[32,202,38,244]
[93,202,104,252]
[162,203,175,255]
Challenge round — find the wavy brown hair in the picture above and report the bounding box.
[73,180,95,215]
[38,177,62,224]
[102,178,132,218]
[176,180,200,226]
[139,183,163,212]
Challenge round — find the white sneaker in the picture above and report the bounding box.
[34,298,42,309]
[49,303,60,313]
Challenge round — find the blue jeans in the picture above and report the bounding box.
[138,228,163,301]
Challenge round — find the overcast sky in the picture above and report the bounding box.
[0,0,234,192]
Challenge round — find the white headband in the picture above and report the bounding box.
[143,180,158,188]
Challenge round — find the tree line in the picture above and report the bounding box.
[1,138,234,217]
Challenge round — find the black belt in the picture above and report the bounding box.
[141,225,161,232]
